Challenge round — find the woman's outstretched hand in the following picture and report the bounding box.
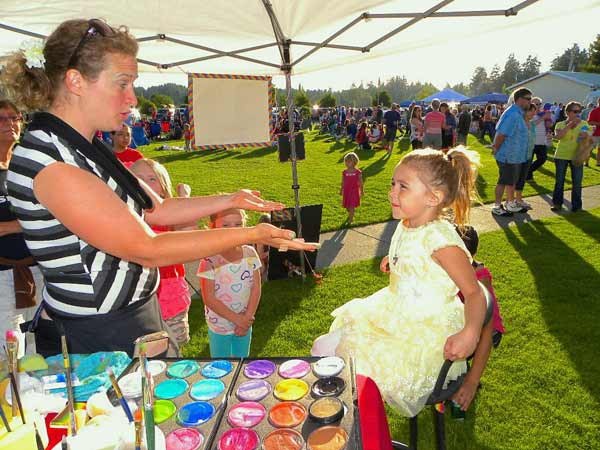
[251,223,320,252]
[229,190,285,212]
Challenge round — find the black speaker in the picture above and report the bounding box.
[267,204,323,280]
[278,132,305,162]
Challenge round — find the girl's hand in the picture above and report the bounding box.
[251,223,320,252]
[380,255,390,273]
[233,313,253,331]
[229,190,285,212]
[452,378,478,411]
[176,183,191,198]
[443,327,479,361]
[234,324,250,336]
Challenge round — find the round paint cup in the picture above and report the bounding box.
[311,377,346,397]
[306,426,349,450]
[177,401,216,427]
[137,359,167,377]
[155,378,189,400]
[262,428,305,450]
[154,399,177,424]
[202,360,233,378]
[244,360,276,379]
[313,357,345,378]
[236,379,272,402]
[190,379,225,401]
[165,428,204,450]
[273,378,309,401]
[218,427,260,450]
[118,371,142,399]
[228,401,266,428]
[308,397,344,424]
[278,359,311,379]
[168,360,200,378]
[268,401,307,428]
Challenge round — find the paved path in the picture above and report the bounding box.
[315,185,600,269]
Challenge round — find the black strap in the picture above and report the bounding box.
[25,112,153,210]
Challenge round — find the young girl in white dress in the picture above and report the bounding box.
[312,146,487,417]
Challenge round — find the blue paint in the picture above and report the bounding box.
[201,360,233,378]
[177,401,216,426]
[154,378,189,399]
[190,379,225,401]
[167,360,199,379]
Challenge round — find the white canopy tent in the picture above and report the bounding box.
[0,0,539,277]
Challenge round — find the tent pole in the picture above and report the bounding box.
[283,48,306,279]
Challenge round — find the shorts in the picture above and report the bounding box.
[383,126,397,142]
[496,161,525,186]
[208,327,252,358]
[514,162,531,191]
[423,133,442,149]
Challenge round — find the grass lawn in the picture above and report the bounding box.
[183,209,600,449]
[140,132,600,232]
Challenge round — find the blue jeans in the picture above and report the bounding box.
[552,159,583,211]
[208,328,252,358]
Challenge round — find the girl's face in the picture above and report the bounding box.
[389,163,435,221]
[345,158,356,170]
[0,107,22,146]
[131,163,165,197]
[213,211,245,229]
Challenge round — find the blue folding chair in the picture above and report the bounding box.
[131,125,149,147]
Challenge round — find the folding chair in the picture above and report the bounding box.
[392,283,495,450]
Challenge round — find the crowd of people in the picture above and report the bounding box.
[1,15,599,450]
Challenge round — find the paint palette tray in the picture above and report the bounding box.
[119,357,241,449]
[210,357,363,450]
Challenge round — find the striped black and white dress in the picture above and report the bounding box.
[7,114,158,317]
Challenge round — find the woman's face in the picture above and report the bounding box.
[82,53,138,133]
[0,107,23,147]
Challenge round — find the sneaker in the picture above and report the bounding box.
[505,200,525,213]
[517,200,532,210]
[492,205,513,216]
[550,204,562,212]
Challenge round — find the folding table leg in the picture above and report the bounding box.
[433,403,446,450]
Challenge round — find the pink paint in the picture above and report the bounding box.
[218,428,260,450]
[165,428,204,450]
[227,402,266,428]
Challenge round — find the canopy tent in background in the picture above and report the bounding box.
[0,0,540,278]
[463,92,509,104]
[399,100,425,107]
[420,87,469,103]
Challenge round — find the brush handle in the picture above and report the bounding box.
[144,407,155,450]
[0,402,11,432]
[8,373,25,424]
[119,397,134,423]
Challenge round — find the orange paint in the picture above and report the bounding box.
[307,426,348,450]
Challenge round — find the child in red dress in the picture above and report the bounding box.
[340,152,364,224]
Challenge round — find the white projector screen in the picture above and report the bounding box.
[189,74,272,149]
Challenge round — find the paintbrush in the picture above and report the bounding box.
[5,331,21,422]
[0,402,11,432]
[139,344,155,450]
[33,421,45,450]
[106,367,133,422]
[5,333,25,425]
[60,335,77,436]
[61,435,68,450]
[134,409,142,450]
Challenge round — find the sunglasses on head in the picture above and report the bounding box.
[67,19,115,68]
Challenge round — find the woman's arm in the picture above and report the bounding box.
[433,246,486,360]
[0,220,22,237]
[33,163,315,268]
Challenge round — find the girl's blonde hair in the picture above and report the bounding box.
[400,146,480,226]
[344,152,359,166]
[0,19,137,111]
[209,206,247,228]
[130,158,173,199]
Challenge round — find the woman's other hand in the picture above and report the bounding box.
[229,189,285,212]
[251,223,320,252]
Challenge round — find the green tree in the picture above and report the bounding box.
[372,90,391,107]
[583,34,600,73]
[276,91,287,107]
[150,94,174,107]
[501,54,521,86]
[294,90,310,109]
[550,44,589,71]
[136,96,156,116]
[415,84,437,100]
[520,55,542,80]
[489,64,503,92]
[469,67,488,95]
[319,92,336,108]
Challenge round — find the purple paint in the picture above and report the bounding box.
[236,379,272,402]
[243,360,276,379]
[278,359,311,379]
